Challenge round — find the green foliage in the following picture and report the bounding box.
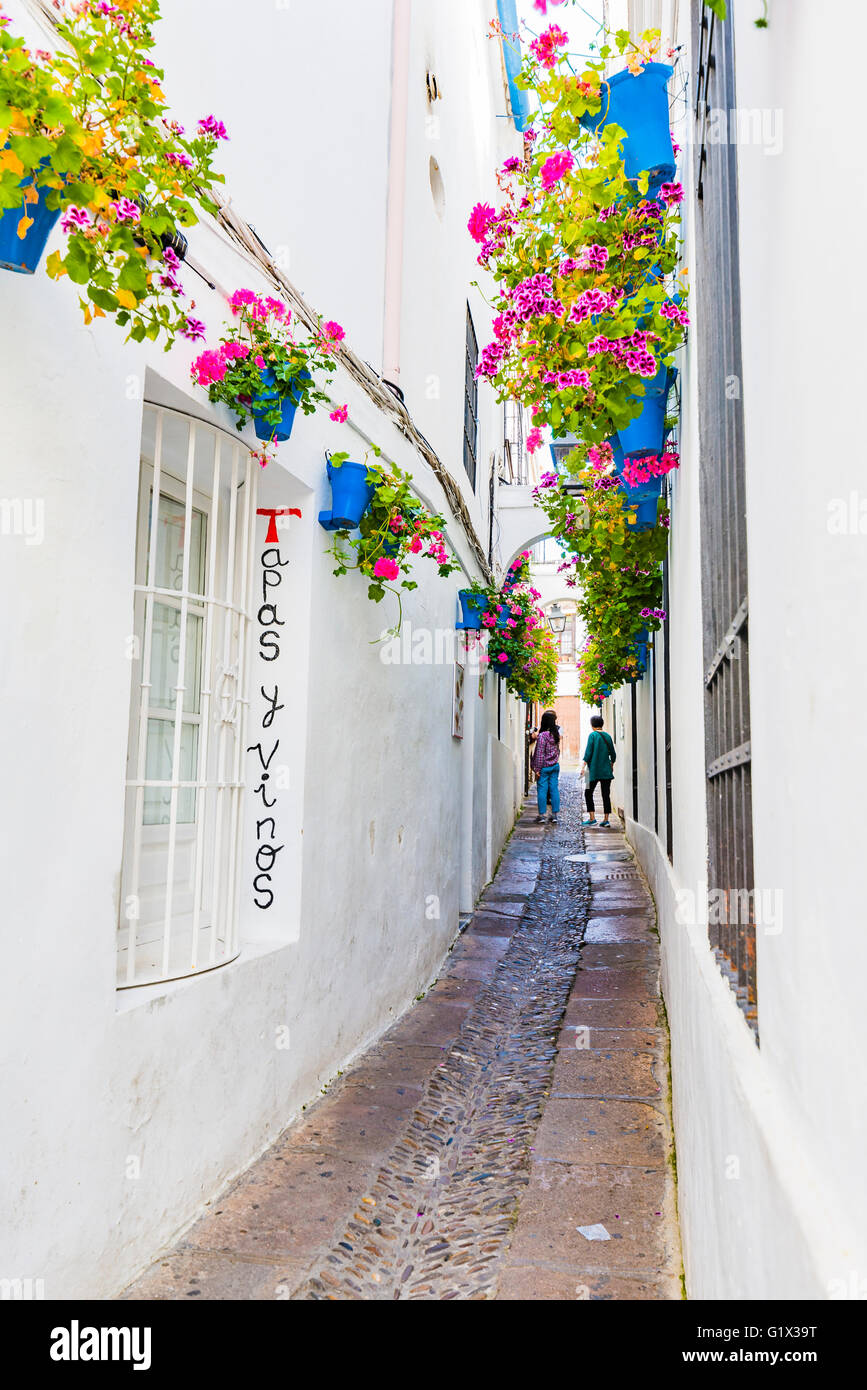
[327,454,459,639]
[0,0,226,345]
[471,26,687,704]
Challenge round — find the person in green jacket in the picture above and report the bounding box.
[581,714,617,828]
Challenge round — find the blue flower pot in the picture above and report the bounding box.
[495,656,514,678]
[629,638,649,681]
[251,368,310,442]
[580,64,675,191]
[0,166,60,275]
[627,494,662,531]
[318,460,376,532]
[615,363,674,459]
[457,590,489,629]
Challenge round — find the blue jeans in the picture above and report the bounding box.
[537,763,560,816]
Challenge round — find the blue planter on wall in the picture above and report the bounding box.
[615,363,675,459]
[318,460,376,532]
[457,590,489,629]
[579,63,675,191]
[629,628,650,681]
[0,168,60,275]
[627,493,662,531]
[251,368,309,442]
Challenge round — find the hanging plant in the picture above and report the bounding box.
[488,583,558,705]
[469,26,688,456]
[0,0,227,344]
[326,451,460,639]
[190,289,341,461]
[503,548,532,589]
[533,441,670,702]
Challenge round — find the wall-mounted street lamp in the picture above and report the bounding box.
[547,603,567,635]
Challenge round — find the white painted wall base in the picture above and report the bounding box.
[626,816,860,1300]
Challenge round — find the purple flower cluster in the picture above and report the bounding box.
[511,273,562,321]
[577,243,609,271]
[541,367,591,390]
[660,301,690,326]
[569,288,617,323]
[476,340,506,380]
[587,328,659,378]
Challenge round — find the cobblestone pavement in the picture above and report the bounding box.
[125,773,680,1301]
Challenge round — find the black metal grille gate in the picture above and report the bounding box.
[693,1,757,1032]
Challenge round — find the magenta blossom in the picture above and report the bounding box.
[468,202,496,243]
[659,182,684,205]
[530,24,569,69]
[526,428,544,454]
[165,151,194,169]
[182,317,207,342]
[319,320,345,351]
[192,349,228,386]
[330,404,349,423]
[111,197,140,224]
[373,557,400,581]
[198,114,228,140]
[540,151,574,190]
[60,205,92,233]
[221,342,250,361]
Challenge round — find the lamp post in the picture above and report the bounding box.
[547,603,567,635]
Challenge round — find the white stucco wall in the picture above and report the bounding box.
[0,0,526,1297]
[613,1,867,1298]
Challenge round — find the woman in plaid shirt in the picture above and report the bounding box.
[531,709,561,825]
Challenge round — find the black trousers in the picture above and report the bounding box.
[585,778,612,816]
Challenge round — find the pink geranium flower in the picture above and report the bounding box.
[373,557,399,581]
[468,202,496,243]
[192,349,228,386]
[181,317,207,342]
[60,205,92,233]
[198,115,229,140]
[526,428,544,454]
[319,320,345,352]
[540,151,574,191]
[111,197,140,224]
[329,404,349,423]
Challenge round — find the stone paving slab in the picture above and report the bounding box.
[584,916,656,943]
[505,1161,676,1272]
[124,782,680,1302]
[496,1264,678,1301]
[550,1049,663,1099]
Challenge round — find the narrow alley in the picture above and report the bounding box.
[3,0,864,1340]
[125,775,679,1301]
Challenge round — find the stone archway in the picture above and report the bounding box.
[495,485,554,573]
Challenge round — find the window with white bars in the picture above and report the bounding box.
[118,405,258,988]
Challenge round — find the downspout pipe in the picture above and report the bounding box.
[382,0,412,396]
[497,0,530,132]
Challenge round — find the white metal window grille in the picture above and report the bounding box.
[118,405,258,988]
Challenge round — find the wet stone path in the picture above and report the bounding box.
[294,777,589,1300]
[125,773,680,1301]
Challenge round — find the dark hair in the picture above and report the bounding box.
[539,709,560,744]
[591,714,604,729]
